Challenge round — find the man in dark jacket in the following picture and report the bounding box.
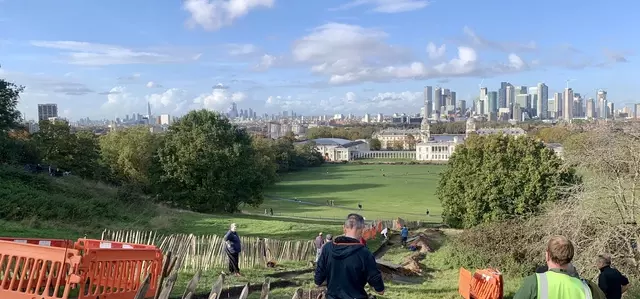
[597,254,630,299]
[223,223,242,276]
[315,213,385,299]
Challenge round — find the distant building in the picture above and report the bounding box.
[160,114,171,125]
[300,138,370,161]
[38,104,58,121]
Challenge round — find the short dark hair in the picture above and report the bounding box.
[345,213,365,230]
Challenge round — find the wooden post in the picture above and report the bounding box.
[208,274,225,299]
[239,283,250,299]
[259,278,271,299]
[154,251,172,299]
[133,274,151,299]
[291,288,304,299]
[181,270,202,299]
[156,271,178,299]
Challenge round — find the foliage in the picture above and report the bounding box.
[306,126,376,140]
[437,134,580,228]
[99,126,163,190]
[533,126,573,143]
[157,110,270,213]
[368,138,382,150]
[405,134,416,150]
[33,120,103,178]
[0,164,156,232]
[0,74,23,132]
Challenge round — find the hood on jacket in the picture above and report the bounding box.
[329,236,365,260]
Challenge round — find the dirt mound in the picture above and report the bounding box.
[402,252,426,273]
[408,229,445,253]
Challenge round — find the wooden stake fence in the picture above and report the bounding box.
[102,230,316,272]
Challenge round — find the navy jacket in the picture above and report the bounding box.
[315,236,384,299]
[223,230,241,254]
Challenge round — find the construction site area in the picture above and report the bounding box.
[0,218,504,299]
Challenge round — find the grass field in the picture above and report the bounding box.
[246,164,445,221]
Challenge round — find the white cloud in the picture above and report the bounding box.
[255,54,277,70]
[227,43,258,56]
[426,42,446,59]
[101,86,142,115]
[146,81,163,88]
[194,88,247,111]
[290,23,537,85]
[330,0,430,13]
[146,88,194,115]
[462,26,537,53]
[29,41,192,66]
[183,0,275,31]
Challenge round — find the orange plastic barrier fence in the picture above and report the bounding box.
[458,267,504,299]
[0,238,74,249]
[0,238,163,299]
[0,241,82,299]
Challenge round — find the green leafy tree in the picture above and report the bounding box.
[0,74,23,132]
[436,134,580,228]
[534,127,573,143]
[369,138,382,150]
[392,140,404,151]
[34,121,102,178]
[405,134,416,150]
[157,110,268,213]
[99,126,162,190]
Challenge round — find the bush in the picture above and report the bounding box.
[0,165,156,230]
[437,134,580,228]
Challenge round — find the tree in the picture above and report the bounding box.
[405,134,416,150]
[436,134,580,228]
[369,138,382,151]
[392,140,404,151]
[534,127,572,143]
[0,74,23,132]
[34,121,102,178]
[157,110,268,213]
[99,126,162,190]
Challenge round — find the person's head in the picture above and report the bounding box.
[230,223,237,232]
[343,213,365,238]
[326,234,333,241]
[318,232,323,237]
[545,235,574,268]
[596,254,612,269]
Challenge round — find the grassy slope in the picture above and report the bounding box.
[246,164,445,221]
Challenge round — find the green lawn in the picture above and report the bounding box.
[246,164,445,221]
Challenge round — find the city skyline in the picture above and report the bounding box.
[0,0,637,120]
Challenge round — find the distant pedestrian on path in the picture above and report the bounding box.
[223,223,242,276]
[381,227,388,240]
[358,203,362,210]
[314,232,325,263]
[400,226,409,246]
[426,209,430,216]
[270,208,273,216]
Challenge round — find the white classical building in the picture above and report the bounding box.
[372,128,424,150]
[414,117,466,161]
[302,138,370,161]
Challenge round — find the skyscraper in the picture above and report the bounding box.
[433,87,443,117]
[607,102,615,119]
[537,83,548,119]
[505,85,514,118]
[563,88,573,120]
[480,87,488,116]
[597,90,608,119]
[38,104,58,121]
[554,92,563,119]
[488,91,498,114]
[498,82,510,109]
[423,86,433,118]
[586,98,595,118]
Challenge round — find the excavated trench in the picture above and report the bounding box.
[175,229,444,299]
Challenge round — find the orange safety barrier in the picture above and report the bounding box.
[458,267,503,299]
[0,238,163,299]
[0,240,82,299]
[0,238,74,249]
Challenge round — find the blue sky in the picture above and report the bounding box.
[0,0,636,120]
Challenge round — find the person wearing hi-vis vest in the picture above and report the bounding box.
[514,235,606,299]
